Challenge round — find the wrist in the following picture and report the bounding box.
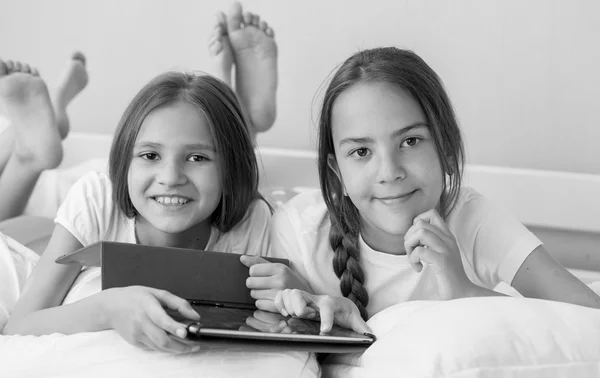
[88,291,112,330]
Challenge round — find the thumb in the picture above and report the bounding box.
[152,289,200,321]
[348,313,372,335]
[240,255,269,268]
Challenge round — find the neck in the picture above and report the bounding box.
[135,217,212,250]
[360,225,406,255]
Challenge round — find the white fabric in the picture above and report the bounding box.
[0,233,38,331]
[23,158,109,219]
[0,330,320,378]
[269,188,542,316]
[323,297,600,378]
[54,170,272,304]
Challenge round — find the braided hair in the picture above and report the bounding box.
[317,47,465,320]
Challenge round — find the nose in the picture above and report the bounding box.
[156,159,187,187]
[376,150,406,183]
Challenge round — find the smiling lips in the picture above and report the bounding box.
[377,190,416,205]
[152,195,191,205]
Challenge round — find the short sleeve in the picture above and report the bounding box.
[449,189,542,288]
[54,171,112,246]
[268,205,312,289]
[226,199,272,257]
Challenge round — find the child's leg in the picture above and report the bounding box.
[53,51,88,140]
[208,12,234,87]
[225,2,278,135]
[0,59,62,221]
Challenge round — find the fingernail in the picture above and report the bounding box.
[191,346,200,352]
[176,328,186,338]
[281,309,288,317]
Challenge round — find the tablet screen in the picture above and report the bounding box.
[185,304,374,345]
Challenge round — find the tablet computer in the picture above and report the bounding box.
[180,304,375,353]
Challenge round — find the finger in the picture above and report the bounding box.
[316,299,335,333]
[255,299,278,313]
[348,315,372,335]
[282,289,297,317]
[240,255,270,268]
[253,309,287,324]
[152,289,200,321]
[404,227,446,256]
[250,288,279,300]
[143,321,197,354]
[288,289,312,318]
[410,246,443,272]
[413,209,452,237]
[248,262,285,278]
[246,276,277,290]
[274,290,288,316]
[405,218,449,243]
[145,299,192,339]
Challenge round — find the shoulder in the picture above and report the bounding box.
[70,171,113,199]
[272,190,331,239]
[273,190,330,233]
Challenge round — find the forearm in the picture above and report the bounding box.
[2,295,110,336]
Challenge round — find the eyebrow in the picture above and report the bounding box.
[134,141,216,152]
[338,122,429,147]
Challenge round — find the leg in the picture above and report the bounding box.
[53,51,88,139]
[226,2,278,136]
[208,12,234,87]
[0,59,62,221]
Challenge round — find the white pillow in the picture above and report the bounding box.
[323,297,600,378]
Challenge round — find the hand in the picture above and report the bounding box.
[274,289,371,335]
[98,286,201,354]
[241,255,312,312]
[241,310,294,334]
[404,209,474,300]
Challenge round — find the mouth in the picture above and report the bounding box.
[151,195,192,206]
[376,190,417,205]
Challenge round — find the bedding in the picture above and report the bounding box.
[323,297,600,377]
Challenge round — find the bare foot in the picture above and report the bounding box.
[226,2,278,135]
[54,51,88,139]
[208,11,234,86]
[0,59,62,170]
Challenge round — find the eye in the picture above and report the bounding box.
[188,154,209,162]
[401,137,421,148]
[140,152,159,161]
[350,148,371,158]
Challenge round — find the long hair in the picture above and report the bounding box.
[317,47,465,319]
[109,72,264,233]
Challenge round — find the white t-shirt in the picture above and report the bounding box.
[56,171,272,304]
[268,188,542,317]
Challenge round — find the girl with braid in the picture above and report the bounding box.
[267,47,600,334]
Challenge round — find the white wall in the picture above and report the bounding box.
[1,0,600,174]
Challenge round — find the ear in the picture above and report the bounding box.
[327,154,347,195]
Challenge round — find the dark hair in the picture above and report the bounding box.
[109,72,264,233]
[318,47,465,320]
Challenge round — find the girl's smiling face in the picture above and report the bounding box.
[330,81,445,254]
[127,101,222,239]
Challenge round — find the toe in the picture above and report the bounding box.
[242,11,252,26]
[252,14,260,27]
[5,60,14,73]
[31,67,40,76]
[209,40,223,55]
[22,63,32,74]
[72,51,86,66]
[0,61,8,76]
[259,20,268,32]
[13,61,22,72]
[216,11,226,27]
[226,2,243,32]
[266,27,275,38]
